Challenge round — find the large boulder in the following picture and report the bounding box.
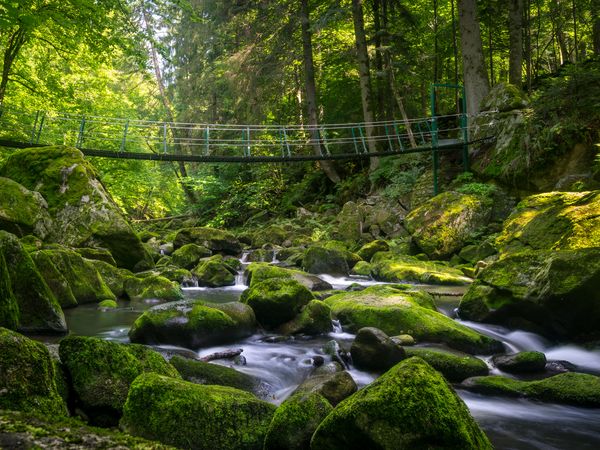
[32,248,115,308]
[404,191,491,259]
[129,300,256,348]
[496,191,600,253]
[0,252,19,330]
[302,246,349,276]
[193,255,236,287]
[325,285,502,354]
[58,335,180,425]
[458,247,600,340]
[293,371,358,407]
[0,177,52,239]
[121,373,276,450]
[123,275,183,302]
[88,259,134,299]
[492,351,547,374]
[278,300,333,335]
[0,328,67,416]
[357,240,389,262]
[310,357,492,449]
[241,278,315,329]
[350,327,406,372]
[371,253,472,285]
[404,347,489,382]
[171,243,212,269]
[463,372,600,407]
[0,231,66,334]
[0,146,153,270]
[245,262,332,291]
[173,227,242,255]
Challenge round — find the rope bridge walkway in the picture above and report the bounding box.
[0,106,471,164]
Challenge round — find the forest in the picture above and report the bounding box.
[1,1,600,449]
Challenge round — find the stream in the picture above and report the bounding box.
[60,268,600,450]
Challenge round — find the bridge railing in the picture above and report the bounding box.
[0,105,467,158]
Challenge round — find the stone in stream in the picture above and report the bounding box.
[0,327,68,417]
[462,372,600,407]
[293,370,357,407]
[0,146,154,271]
[0,231,66,334]
[325,285,503,355]
[121,372,276,450]
[173,226,242,255]
[302,246,350,276]
[59,336,180,426]
[245,262,333,291]
[129,300,256,348]
[124,275,183,302]
[350,327,406,372]
[404,347,489,383]
[87,259,134,299]
[241,278,314,329]
[278,300,333,336]
[356,239,389,262]
[492,351,547,373]
[192,254,236,287]
[170,243,212,269]
[370,253,472,285]
[310,357,492,450]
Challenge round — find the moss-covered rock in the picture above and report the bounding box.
[170,355,259,393]
[294,371,357,407]
[121,372,276,450]
[311,357,492,450]
[350,327,406,372]
[124,275,183,302]
[350,260,372,276]
[325,285,502,354]
[58,336,180,425]
[129,300,256,348]
[0,146,153,271]
[245,262,332,291]
[0,176,52,239]
[173,227,242,255]
[171,243,212,269]
[0,231,66,334]
[241,278,314,329]
[88,259,134,299]
[404,347,489,382]
[278,300,333,335]
[496,191,600,253]
[463,372,600,407]
[492,351,547,373]
[264,392,333,450]
[0,328,67,416]
[371,253,472,285]
[357,240,389,262]
[458,247,600,340]
[0,410,173,449]
[404,191,491,260]
[251,225,288,247]
[193,255,236,288]
[149,265,195,285]
[73,247,117,266]
[302,246,349,276]
[0,252,19,330]
[32,248,115,307]
[481,82,529,112]
[98,299,118,309]
[458,241,497,264]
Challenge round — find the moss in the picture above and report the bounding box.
[193,255,236,287]
[73,247,117,266]
[325,285,502,354]
[294,371,357,407]
[492,351,547,373]
[278,300,333,335]
[350,260,372,276]
[58,336,179,425]
[357,240,390,262]
[371,254,472,285]
[350,327,406,372]
[241,278,315,329]
[404,347,489,382]
[302,246,349,276]
[0,410,172,449]
[88,259,133,299]
[252,225,288,247]
[264,392,333,450]
[98,299,118,309]
[129,300,256,348]
[404,191,491,260]
[0,328,67,416]
[124,275,183,302]
[31,250,77,308]
[171,243,212,269]
[121,373,276,450]
[464,372,600,407]
[0,231,66,334]
[311,357,492,450]
[245,262,332,291]
[0,252,19,329]
[0,176,52,239]
[170,356,259,393]
[173,227,242,255]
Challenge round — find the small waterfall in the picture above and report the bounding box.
[240,251,250,263]
[271,249,280,264]
[331,319,343,333]
[234,270,245,287]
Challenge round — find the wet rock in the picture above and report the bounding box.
[73,247,117,266]
[121,373,275,450]
[87,259,134,299]
[170,243,212,269]
[245,262,332,291]
[371,253,472,285]
[124,275,183,302]
[294,371,357,406]
[278,300,333,335]
[391,334,415,346]
[173,227,242,255]
[0,176,52,239]
[405,347,489,382]
[493,351,547,373]
[302,246,349,276]
[311,357,492,449]
[357,240,389,262]
[192,254,236,287]
[350,327,406,372]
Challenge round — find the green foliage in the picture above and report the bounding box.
[369,155,423,202]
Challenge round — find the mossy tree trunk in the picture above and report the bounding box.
[508,0,524,87]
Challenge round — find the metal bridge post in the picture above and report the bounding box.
[205,126,210,156]
[358,127,368,154]
[35,112,46,144]
[76,116,86,148]
[120,120,129,152]
[320,128,330,155]
[384,124,393,151]
[393,122,404,151]
[283,127,291,157]
[246,127,251,157]
[351,127,359,154]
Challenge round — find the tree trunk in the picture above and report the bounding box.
[351,0,378,171]
[509,0,524,87]
[451,0,460,111]
[372,0,385,121]
[457,0,490,116]
[300,0,341,183]
[0,27,27,104]
[141,3,198,205]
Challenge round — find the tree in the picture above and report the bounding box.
[457,0,490,116]
[594,0,600,55]
[509,0,524,87]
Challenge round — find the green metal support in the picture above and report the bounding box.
[205,126,210,156]
[76,116,86,148]
[384,124,393,151]
[282,127,291,157]
[35,112,46,144]
[351,127,359,154]
[357,126,367,153]
[393,122,405,151]
[245,127,251,157]
[320,128,330,155]
[120,120,129,152]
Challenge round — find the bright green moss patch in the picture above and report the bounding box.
[173,227,242,255]
[0,176,52,239]
[124,275,183,301]
[121,373,276,450]
[0,252,19,329]
[371,254,472,285]
[311,357,492,450]
[171,243,212,269]
[278,300,333,335]
[405,347,489,382]
[192,254,236,287]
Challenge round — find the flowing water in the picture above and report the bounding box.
[60,271,600,450]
